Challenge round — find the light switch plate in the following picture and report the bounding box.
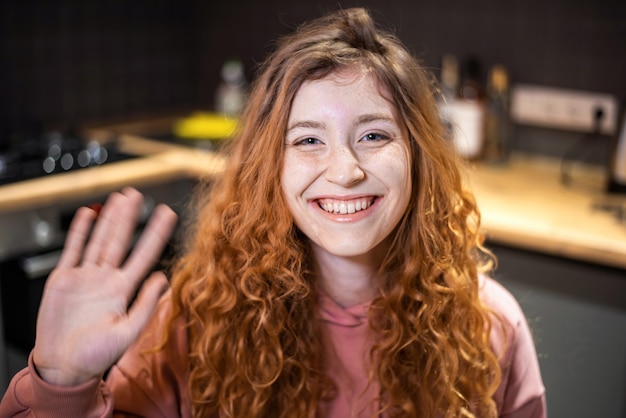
[510,84,619,135]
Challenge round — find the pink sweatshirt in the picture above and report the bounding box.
[0,277,546,417]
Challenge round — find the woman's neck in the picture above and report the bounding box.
[311,243,384,308]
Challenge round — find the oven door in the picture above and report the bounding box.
[0,251,57,353]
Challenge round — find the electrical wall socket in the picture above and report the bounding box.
[510,84,619,135]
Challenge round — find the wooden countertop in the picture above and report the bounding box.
[1,135,625,270]
[0,134,226,213]
[467,154,626,270]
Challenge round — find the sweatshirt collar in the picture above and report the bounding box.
[317,288,371,327]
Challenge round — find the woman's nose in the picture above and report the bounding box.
[324,145,365,186]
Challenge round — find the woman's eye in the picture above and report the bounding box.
[295,137,321,145]
[362,132,389,141]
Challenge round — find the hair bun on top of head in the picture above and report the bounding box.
[301,7,386,54]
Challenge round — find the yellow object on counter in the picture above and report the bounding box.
[173,112,238,140]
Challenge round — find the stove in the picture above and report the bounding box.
[0,130,137,186]
[0,129,196,354]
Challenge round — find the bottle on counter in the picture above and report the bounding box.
[458,56,485,101]
[215,58,248,117]
[438,54,486,160]
[439,54,459,103]
[437,54,459,145]
[482,64,512,164]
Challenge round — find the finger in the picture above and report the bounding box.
[57,206,97,268]
[118,271,170,347]
[81,192,124,264]
[82,189,141,265]
[122,204,178,287]
[98,188,144,266]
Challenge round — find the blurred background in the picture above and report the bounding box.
[0,1,625,417]
[1,0,624,137]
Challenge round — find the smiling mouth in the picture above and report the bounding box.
[317,197,376,214]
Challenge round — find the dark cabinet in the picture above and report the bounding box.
[488,242,626,418]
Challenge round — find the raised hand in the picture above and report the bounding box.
[32,187,178,386]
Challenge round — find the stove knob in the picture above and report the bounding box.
[77,149,91,167]
[32,218,53,248]
[60,153,74,171]
[43,156,56,173]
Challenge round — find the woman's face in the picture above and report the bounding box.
[281,68,412,260]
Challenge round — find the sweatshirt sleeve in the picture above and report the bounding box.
[0,353,113,418]
[481,276,547,418]
[0,293,190,418]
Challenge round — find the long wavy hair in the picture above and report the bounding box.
[168,7,501,418]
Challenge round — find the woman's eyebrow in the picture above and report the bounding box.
[354,113,396,126]
[287,120,325,132]
[286,113,396,133]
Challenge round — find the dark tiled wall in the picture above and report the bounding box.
[194,0,626,109]
[1,0,624,144]
[0,0,200,140]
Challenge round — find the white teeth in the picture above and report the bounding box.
[319,198,373,214]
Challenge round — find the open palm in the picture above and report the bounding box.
[32,187,178,386]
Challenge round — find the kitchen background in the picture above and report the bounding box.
[1,0,625,149]
[1,0,625,417]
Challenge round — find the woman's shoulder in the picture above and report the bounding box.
[478,278,547,414]
[478,275,526,328]
[477,274,531,360]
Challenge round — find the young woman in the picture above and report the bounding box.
[0,8,545,418]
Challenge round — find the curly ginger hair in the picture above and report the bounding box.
[168,7,501,418]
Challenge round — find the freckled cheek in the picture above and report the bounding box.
[282,155,322,191]
[363,151,412,187]
[281,158,313,202]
